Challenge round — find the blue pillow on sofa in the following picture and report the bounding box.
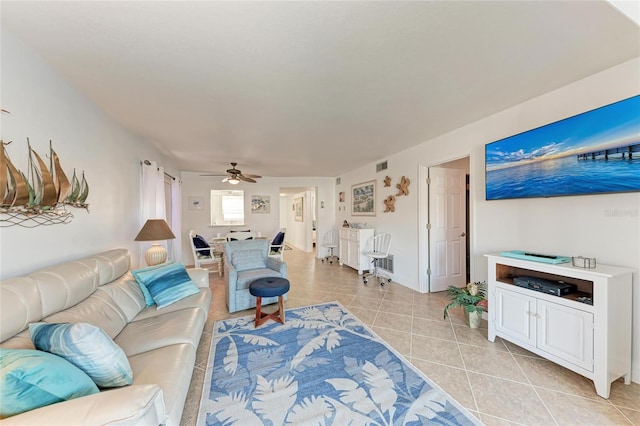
[0,348,99,418]
[132,262,199,309]
[29,322,133,388]
[129,263,163,306]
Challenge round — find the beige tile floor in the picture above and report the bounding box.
[180,247,640,425]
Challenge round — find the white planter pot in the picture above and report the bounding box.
[467,310,482,329]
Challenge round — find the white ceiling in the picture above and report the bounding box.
[2,1,639,178]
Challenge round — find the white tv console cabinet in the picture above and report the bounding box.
[485,253,633,398]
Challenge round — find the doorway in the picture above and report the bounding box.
[279,187,317,252]
[418,156,471,293]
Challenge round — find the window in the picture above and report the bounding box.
[222,194,243,221]
[210,190,245,226]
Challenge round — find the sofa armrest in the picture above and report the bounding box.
[2,385,165,426]
[187,267,209,288]
[266,257,287,277]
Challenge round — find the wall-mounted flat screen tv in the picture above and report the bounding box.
[486,95,640,200]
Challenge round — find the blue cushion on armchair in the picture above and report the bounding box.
[231,249,267,271]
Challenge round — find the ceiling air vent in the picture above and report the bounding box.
[376,161,388,172]
[336,177,341,185]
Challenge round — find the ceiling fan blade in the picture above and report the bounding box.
[203,163,260,182]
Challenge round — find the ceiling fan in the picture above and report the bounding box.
[200,162,262,184]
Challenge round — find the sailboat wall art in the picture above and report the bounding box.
[1,139,89,227]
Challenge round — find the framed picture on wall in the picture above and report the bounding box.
[294,197,303,221]
[352,180,376,216]
[251,195,270,214]
[339,191,345,202]
[188,196,204,210]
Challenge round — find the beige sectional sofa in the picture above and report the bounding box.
[0,249,212,425]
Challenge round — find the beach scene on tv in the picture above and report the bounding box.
[486,95,640,200]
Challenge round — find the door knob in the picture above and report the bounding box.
[460,232,466,237]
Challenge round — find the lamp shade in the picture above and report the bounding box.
[135,219,176,242]
[135,220,175,266]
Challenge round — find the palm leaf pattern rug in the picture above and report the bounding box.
[198,302,480,425]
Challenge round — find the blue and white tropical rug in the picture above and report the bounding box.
[198,302,481,425]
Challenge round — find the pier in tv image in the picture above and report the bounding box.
[486,95,640,200]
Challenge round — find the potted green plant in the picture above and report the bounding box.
[443,281,488,328]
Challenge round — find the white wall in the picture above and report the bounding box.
[335,57,640,382]
[279,195,288,229]
[180,173,334,262]
[0,31,176,279]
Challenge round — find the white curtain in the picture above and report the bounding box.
[141,161,166,221]
[140,161,167,266]
[170,177,182,262]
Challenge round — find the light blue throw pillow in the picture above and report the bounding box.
[131,262,199,309]
[231,249,267,271]
[29,322,133,388]
[130,263,169,306]
[0,348,99,418]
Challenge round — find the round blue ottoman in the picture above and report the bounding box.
[249,277,290,327]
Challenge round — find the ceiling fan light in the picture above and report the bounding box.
[228,177,240,184]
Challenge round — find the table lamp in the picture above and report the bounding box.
[135,219,176,266]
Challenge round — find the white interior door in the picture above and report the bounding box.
[428,167,467,292]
